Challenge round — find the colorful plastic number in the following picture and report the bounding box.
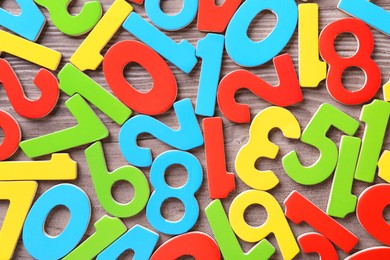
[0,181,37,260]
[225,0,297,67]
[205,199,276,260]
[150,232,220,260]
[145,0,198,31]
[122,12,197,74]
[338,0,390,36]
[0,29,61,70]
[0,0,45,41]
[378,150,390,183]
[217,54,302,123]
[195,33,224,117]
[197,0,242,32]
[283,103,359,185]
[298,3,327,87]
[319,18,381,105]
[345,247,390,260]
[327,136,360,218]
[58,63,131,125]
[70,0,133,71]
[23,184,90,260]
[298,232,338,260]
[97,225,158,260]
[63,216,127,259]
[103,40,177,115]
[146,151,203,235]
[355,100,390,183]
[284,191,358,253]
[85,142,149,218]
[20,94,109,158]
[229,190,299,259]
[0,59,59,119]
[357,184,390,246]
[203,117,235,199]
[0,153,76,180]
[236,107,300,190]
[119,98,203,167]
[34,0,102,36]
[0,110,21,160]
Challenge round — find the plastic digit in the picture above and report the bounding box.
[58,63,132,125]
[0,153,76,180]
[203,117,235,199]
[298,3,327,87]
[0,110,21,160]
[327,136,360,218]
[64,215,126,259]
[378,150,390,183]
[298,232,338,260]
[150,232,220,260]
[217,54,302,123]
[0,29,61,70]
[355,100,390,183]
[283,103,359,185]
[225,0,297,67]
[345,247,390,260]
[284,191,358,253]
[146,151,203,235]
[97,225,158,260]
[20,94,109,158]
[23,184,90,259]
[195,33,224,117]
[145,0,198,31]
[357,184,390,246]
[205,199,276,259]
[34,0,102,36]
[236,106,301,190]
[319,18,381,105]
[119,98,203,167]
[0,181,37,260]
[122,12,197,74]
[0,0,45,41]
[85,142,149,218]
[229,190,299,259]
[0,59,59,119]
[338,0,390,36]
[70,0,133,71]
[103,40,177,115]
[197,0,242,33]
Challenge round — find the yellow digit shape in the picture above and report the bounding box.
[229,189,300,259]
[235,106,301,191]
[0,181,38,259]
[70,0,133,71]
[298,4,327,87]
[0,30,61,70]
[0,154,76,180]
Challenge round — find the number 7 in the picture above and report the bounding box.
[0,181,37,259]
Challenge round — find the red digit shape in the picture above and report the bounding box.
[0,59,59,119]
[103,40,177,115]
[0,110,21,160]
[217,53,302,123]
[203,117,235,199]
[319,18,381,105]
[346,247,390,260]
[357,184,390,246]
[284,191,358,253]
[298,232,338,260]
[150,232,221,260]
[197,0,242,32]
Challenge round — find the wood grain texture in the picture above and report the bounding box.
[0,0,389,259]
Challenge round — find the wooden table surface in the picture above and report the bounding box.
[3,0,390,259]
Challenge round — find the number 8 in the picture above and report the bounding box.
[319,18,381,105]
[146,150,203,235]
